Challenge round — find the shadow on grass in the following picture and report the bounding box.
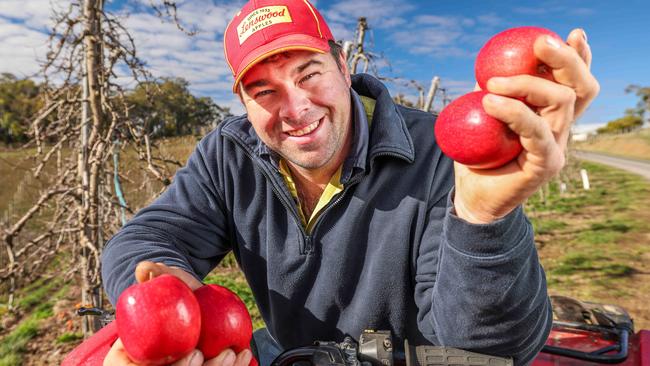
[550,253,636,278]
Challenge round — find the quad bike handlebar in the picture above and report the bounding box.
[270,330,513,366]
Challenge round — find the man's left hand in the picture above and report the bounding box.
[453,28,599,224]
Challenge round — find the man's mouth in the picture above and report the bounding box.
[286,118,322,137]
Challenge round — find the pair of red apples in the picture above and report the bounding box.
[435,26,563,169]
[116,275,257,366]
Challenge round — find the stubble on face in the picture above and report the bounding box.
[240,51,353,175]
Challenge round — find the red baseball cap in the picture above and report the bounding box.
[224,0,334,93]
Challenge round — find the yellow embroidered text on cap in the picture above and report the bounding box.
[238,6,292,45]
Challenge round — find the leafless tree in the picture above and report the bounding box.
[0,0,191,335]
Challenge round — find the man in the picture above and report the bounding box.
[102,0,599,365]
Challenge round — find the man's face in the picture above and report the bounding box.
[239,50,352,171]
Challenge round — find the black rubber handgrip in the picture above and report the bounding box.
[404,340,513,366]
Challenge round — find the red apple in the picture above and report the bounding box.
[116,274,201,366]
[194,284,256,364]
[475,26,562,90]
[434,91,522,169]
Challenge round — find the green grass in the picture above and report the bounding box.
[551,252,606,276]
[589,219,632,233]
[0,278,65,365]
[530,218,567,235]
[575,229,621,246]
[531,160,649,300]
[17,278,61,310]
[0,317,39,366]
[56,332,83,344]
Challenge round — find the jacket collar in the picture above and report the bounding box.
[220,73,415,181]
[351,73,414,166]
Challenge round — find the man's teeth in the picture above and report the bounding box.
[287,120,319,137]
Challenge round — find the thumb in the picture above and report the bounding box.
[134,261,203,290]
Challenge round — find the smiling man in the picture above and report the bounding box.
[101,0,599,365]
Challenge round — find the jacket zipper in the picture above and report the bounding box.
[308,150,411,239]
[222,134,311,252]
[308,174,363,240]
[223,132,411,254]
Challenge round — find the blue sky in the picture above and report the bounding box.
[1,0,648,132]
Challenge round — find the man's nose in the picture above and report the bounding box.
[279,86,310,123]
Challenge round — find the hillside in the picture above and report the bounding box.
[1,143,650,365]
[575,127,650,161]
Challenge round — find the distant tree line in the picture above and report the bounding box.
[596,114,643,134]
[597,84,649,135]
[0,73,230,144]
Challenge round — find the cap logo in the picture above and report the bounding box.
[237,6,292,45]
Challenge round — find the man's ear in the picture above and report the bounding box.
[237,84,247,104]
[338,52,352,86]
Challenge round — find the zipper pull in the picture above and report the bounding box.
[304,236,313,254]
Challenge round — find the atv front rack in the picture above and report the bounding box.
[541,321,631,364]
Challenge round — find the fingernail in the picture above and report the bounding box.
[223,351,237,366]
[241,349,253,365]
[484,94,503,104]
[581,28,588,43]
[546,35,561,49]
[189,350,203,366]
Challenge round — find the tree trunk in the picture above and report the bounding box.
[80,0,105,335]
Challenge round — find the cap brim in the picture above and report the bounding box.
[232,34,330,93]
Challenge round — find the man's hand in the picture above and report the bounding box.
[454,28,599,224]
[133,261,203,290]
[103,261,254,366]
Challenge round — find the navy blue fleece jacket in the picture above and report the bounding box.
[101,74,552,365]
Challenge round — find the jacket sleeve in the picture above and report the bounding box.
[414,189,552,365]
[101,133,232,305]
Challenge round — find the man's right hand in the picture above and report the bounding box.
[104,338,253,366]
[103,261,255,366]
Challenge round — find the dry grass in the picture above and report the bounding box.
[575,127,650,160]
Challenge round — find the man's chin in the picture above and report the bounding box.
[284,153,333,171]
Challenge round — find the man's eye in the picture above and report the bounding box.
[300,73,319,84]
[254,90,274,98]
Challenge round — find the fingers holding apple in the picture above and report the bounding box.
[484,75,576,150]
[481,93,565,177]
[104,338,205,366]
[532,29,599,118]
[566,28,591,68]
[202,349,253,366]
[135,260,203,290]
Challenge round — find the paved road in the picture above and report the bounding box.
[575,151,650,181]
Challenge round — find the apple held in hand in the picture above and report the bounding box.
[116,274,201,366]
[195,284,256,364]
[475,26,562,90]
[434,91,522,169]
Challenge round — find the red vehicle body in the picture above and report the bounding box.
[534,325,650,366]
[63,296,649,366]
[533,296,649,366]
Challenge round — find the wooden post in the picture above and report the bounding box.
[580,169,590,190]
[423,76,440,112]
